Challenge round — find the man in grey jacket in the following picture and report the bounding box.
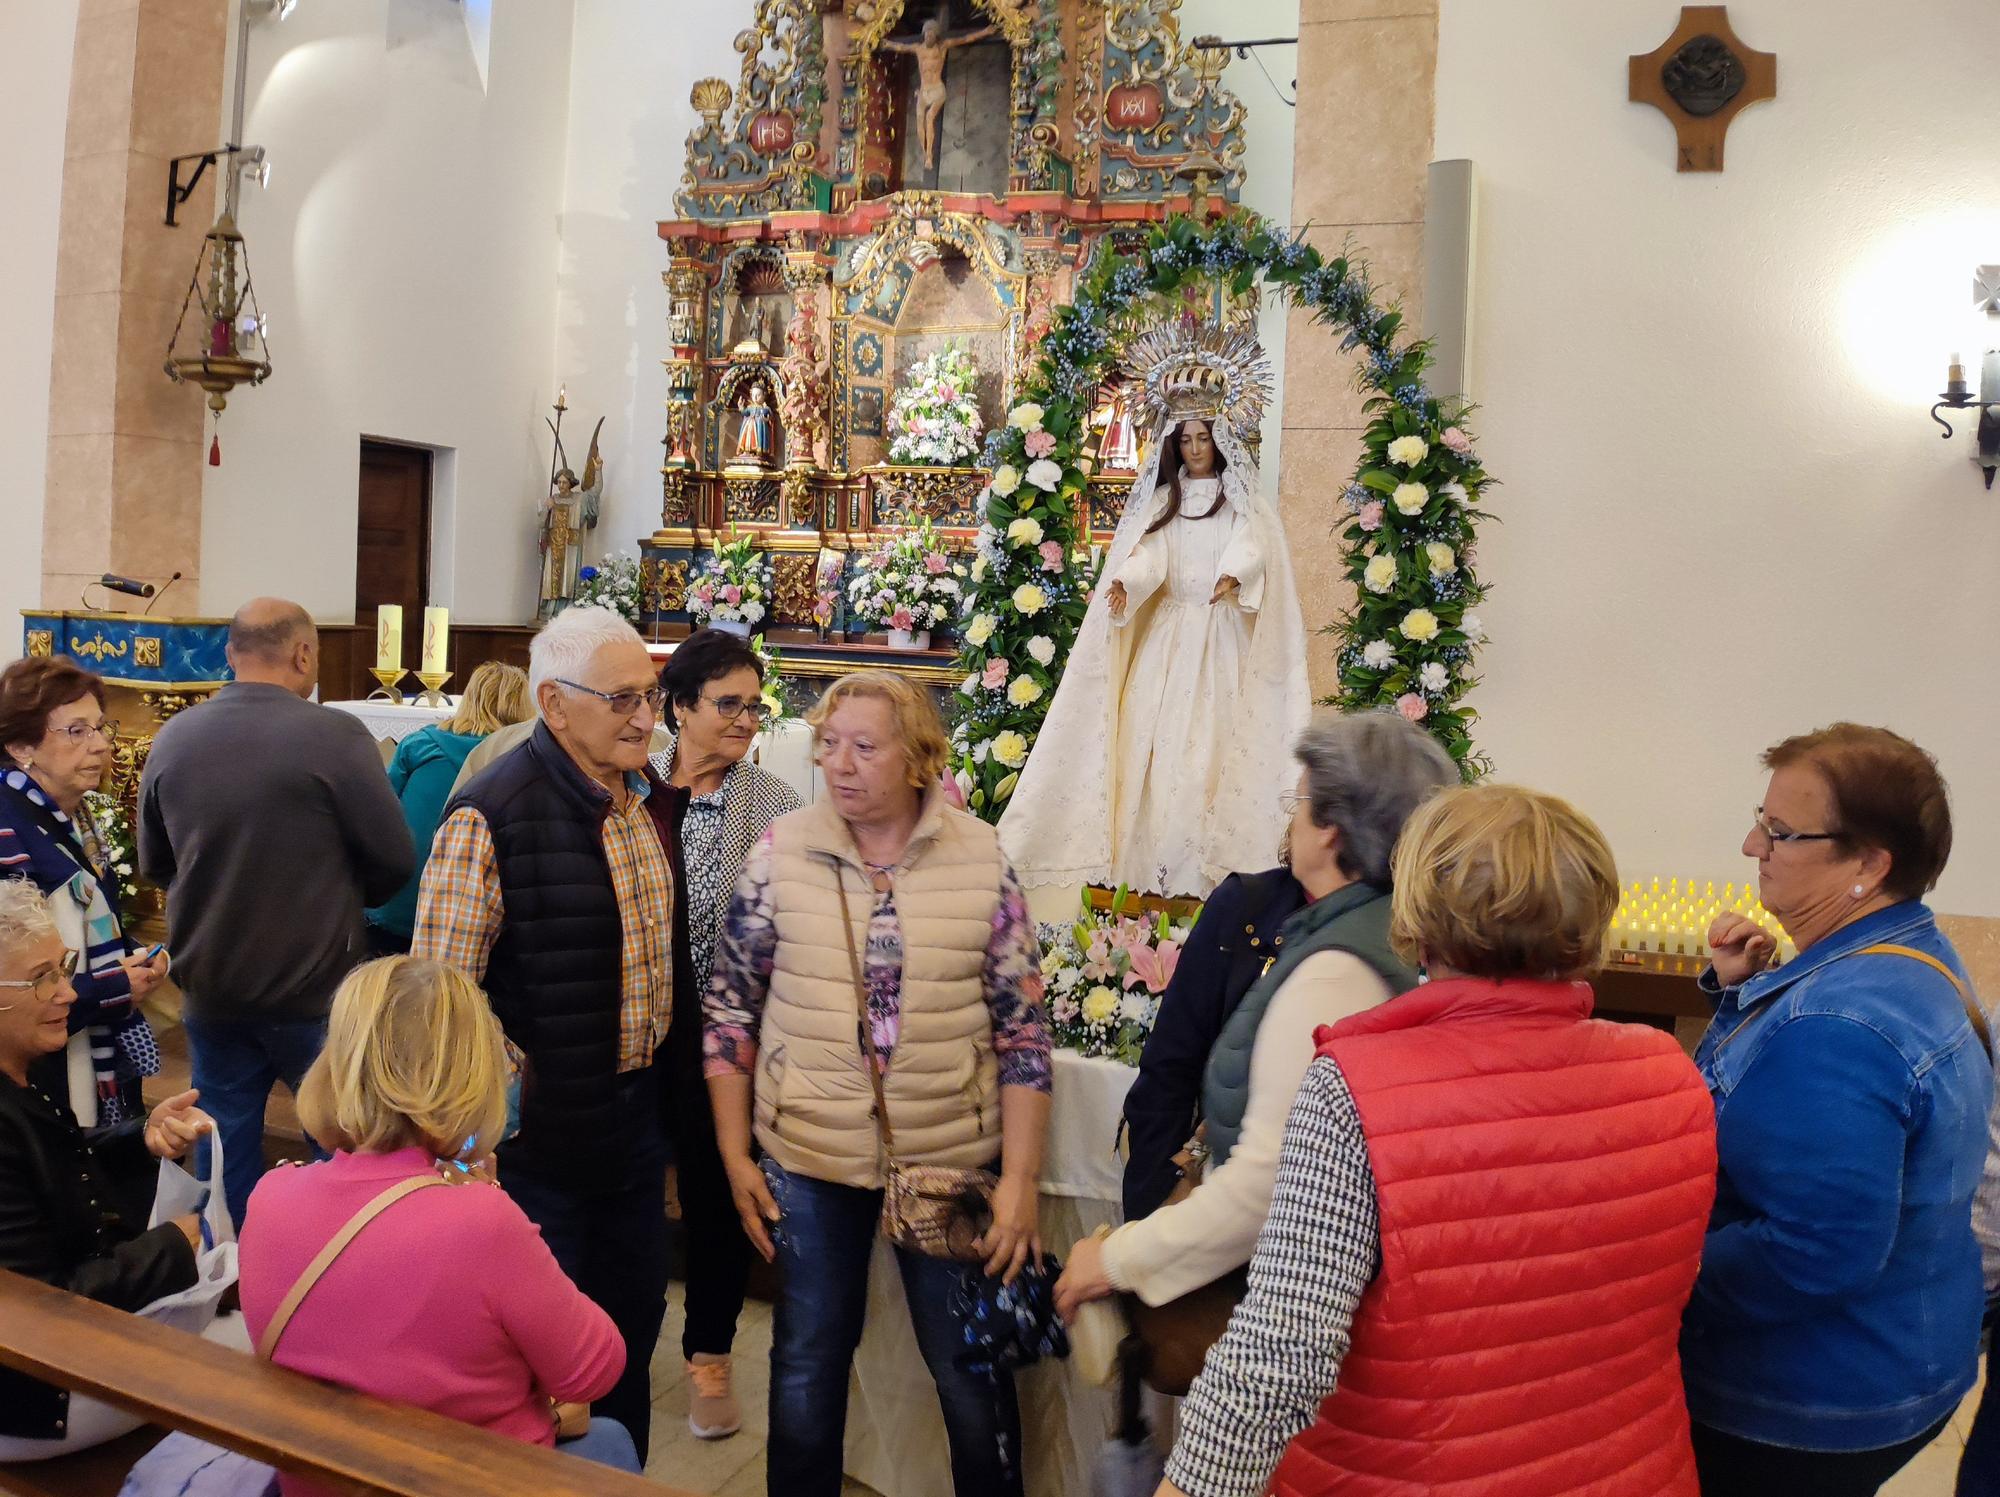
[139,598,413,1224]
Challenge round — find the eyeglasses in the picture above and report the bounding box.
[1279,791,1306,817]
[49,720,118,746]
[0,949,79,1009]
[555,680,666,718]
[702,694,771,724]
[1750,807,1840,846]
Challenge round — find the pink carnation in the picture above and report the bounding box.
[982,658,1010,689]
[723,584,742,605]
[1396,692,1428,722]
[1358,501,1385,532]
[924,552,948,575]
[1023,429,1056,459]
[1038,540,1064,571]
[891,608,914,631]
[1441,427,1473,455]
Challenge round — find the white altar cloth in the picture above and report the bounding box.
[844,1050,1159,1497]
[325,696,459,743]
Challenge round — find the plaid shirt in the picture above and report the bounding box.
[414,781,675,1072]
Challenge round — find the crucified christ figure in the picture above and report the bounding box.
[881,13,997,171]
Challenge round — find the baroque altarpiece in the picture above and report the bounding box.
[638,0,1251,684]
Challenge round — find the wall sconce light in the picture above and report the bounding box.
[1931,265,2000,489]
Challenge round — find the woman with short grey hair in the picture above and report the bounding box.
[1055,709,1455,1320]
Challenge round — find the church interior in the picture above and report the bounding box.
[1,1,1997,1494]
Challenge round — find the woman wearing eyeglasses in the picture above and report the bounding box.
[646,628,799,1440]
[0,876,213,1459]
[1681,725,1989,1496]
[0,656,165,1127]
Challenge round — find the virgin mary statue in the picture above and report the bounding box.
[999,321,1310,898]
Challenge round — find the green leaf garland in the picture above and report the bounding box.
[952,209,1495,820]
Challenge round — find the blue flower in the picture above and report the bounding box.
[579,566,600,582]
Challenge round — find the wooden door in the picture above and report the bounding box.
[352,441,432,701]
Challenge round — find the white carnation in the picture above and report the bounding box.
[1026,635,1055,666]
[1361,639,1396,670]
[1420,661,1450,693]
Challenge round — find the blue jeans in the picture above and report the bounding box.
[558,1416,642,1473]
[500,1070,670,1468]
[182,1014,328,1229]
[764,1162,1022,1497]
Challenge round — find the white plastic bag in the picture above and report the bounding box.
[141,1131,238,1336]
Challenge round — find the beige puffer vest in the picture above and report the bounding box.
[754,791,1006,1188]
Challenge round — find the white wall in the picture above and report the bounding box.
[1436,0,2000,912]
[558,0,1300,554]
[199,0,575,623]
[0,1,81,660]
[552,0,742,558]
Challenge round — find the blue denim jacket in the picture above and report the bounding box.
[1681,901,1990,1451]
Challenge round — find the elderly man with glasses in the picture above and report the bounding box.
[412,603,680,1462]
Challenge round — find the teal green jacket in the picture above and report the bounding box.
[365,725,484,938]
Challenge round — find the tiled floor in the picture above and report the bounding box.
[641,1299,877,1495]
[645,1306,1985,1497]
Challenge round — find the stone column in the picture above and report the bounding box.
[1276,0,1438,698]
[42,0,229,608]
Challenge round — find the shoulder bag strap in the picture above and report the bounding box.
[255,1173,450,1360]
[1861,942,1992,1062]
[826,854,895,1157]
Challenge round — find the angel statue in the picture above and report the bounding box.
[999,321,1310,898]
[538,394,604,620]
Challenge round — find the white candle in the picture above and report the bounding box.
[375,605,403,671]
[422,606,450,675]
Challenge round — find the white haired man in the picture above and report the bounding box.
[411,605,677,1460]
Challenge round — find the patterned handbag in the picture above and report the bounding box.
[828,857,997,1260]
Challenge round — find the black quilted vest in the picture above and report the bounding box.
[453,723,670,1188]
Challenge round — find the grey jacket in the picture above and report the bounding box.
[138,682,414,1022]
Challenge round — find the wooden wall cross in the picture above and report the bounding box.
[1629,6,1776,172]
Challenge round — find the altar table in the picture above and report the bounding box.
[326,696,459,745]
[844,1049,1164,1497]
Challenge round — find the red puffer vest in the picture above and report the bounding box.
[1272,977,1716,1497]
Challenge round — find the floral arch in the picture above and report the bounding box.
[952,209,1495,818]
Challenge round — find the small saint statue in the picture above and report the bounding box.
[538,402,604,620]
[731,381,778,470]
[881,11,997,171]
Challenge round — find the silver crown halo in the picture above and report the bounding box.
[1122,319,1273,446]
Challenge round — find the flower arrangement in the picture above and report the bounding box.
[748,634,791,725]
[81,790,139,920]
[690,527,772,632]
[845,519,966,640]
[811,549,844,635]
[953,210,1498,820]
[887,343,984,467]
[1037,889,1194,1066]
[572,552,643,626]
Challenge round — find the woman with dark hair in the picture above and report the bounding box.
[1683,724,1988,1496]
[0,657,163,1125]
[647,626,800,1439]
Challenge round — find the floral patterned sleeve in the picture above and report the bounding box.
[984,859,1052,1093]
[703,829,779,1080]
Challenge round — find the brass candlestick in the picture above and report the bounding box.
[368,667,410,704]
[415,670,453,708]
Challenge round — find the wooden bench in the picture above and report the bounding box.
[0,1270,689,1497]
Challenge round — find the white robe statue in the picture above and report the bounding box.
[999,416,1311,897]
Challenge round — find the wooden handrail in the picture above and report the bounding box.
[0,1270,687,1496]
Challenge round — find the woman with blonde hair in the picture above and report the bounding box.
[1157,784,1717,1497]
[238,956,636,1489]
[705,669,1052,1497]
[365,662,532,953]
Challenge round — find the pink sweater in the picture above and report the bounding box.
[239,1148,624,1496]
